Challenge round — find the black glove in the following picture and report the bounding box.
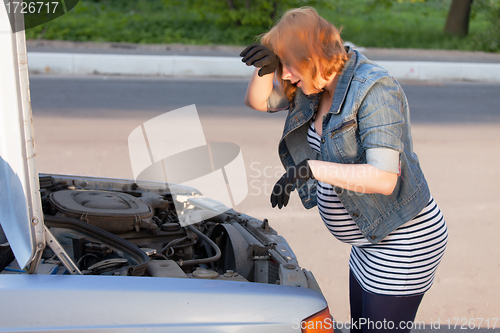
[271,159,315,209]
[240,44,280,77]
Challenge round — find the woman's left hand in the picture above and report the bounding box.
[271,159,314,209]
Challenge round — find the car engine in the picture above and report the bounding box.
[0,174,321,292]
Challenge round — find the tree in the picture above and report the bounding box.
[444,0,474,37]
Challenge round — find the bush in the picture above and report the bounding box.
[472,0,500,52]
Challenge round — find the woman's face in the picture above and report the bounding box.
[282,64,329,95]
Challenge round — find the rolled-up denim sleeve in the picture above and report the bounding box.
[266,82,290,113]
[358,76,404,174]
[366,148,400,174]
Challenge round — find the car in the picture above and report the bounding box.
[0,7,341,333]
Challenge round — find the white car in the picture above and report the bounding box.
[0,7,340,333]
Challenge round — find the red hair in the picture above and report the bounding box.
[261,7,350,100]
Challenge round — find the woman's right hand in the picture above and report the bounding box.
[240,44,280,77]
[270,159,315,209]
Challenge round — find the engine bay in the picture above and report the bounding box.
[1,174,321,291]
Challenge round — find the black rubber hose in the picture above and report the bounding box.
[44,215,149,276]
[158,236,189,256]
[177,225,221,267]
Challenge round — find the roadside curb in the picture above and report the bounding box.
[28,53,255,78]
[27,52,500,82]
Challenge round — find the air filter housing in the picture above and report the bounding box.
[49,190,157,234]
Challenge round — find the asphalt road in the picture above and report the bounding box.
[29,75,500,331]
[30,75,500,123]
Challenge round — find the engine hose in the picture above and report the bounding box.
[171,240,197,250]
[177,225,221,267]
[44,215,149,276]
[158,236,189,256]
[165,240,198,258]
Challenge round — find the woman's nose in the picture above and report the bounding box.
[282,66,292,80]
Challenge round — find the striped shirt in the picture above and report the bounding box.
[307,120,448,296]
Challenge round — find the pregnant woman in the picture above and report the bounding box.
[241,7,448,333]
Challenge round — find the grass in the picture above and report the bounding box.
[25,0,498,52]
[322,0,492,51]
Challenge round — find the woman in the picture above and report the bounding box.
[241,7,448,333]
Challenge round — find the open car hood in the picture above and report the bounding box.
[0,8,45,270]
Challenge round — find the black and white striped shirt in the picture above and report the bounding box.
[307,120,448,296]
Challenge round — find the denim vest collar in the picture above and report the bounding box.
[330,48,358,115]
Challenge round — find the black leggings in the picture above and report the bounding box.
[349,270,424,333]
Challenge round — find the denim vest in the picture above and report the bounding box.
[273,49,430,244]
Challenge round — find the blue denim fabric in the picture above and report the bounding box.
[269,49,431,244]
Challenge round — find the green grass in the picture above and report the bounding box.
[322,0,492,51]
[25,0,499,52]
